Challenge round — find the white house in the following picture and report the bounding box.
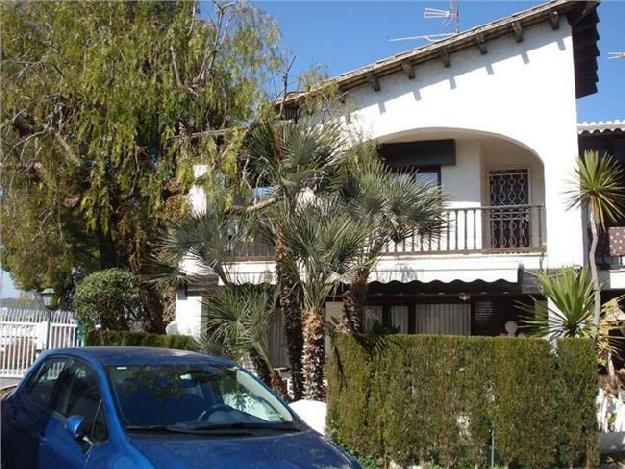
[175,0,622,365]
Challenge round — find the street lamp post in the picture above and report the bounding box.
[40,288,54,350]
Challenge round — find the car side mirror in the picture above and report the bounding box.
[65,415,89,441]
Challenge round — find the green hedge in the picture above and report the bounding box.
[86,330,200,351]
[327,335,598,469]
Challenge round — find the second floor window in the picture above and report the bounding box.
[413,168,441,186]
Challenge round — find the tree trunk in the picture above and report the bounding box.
[342,270,369,333]
[140,283,165,334]
[275,236,304,400]
[302,307,325,400]
[251,352,271,385]
[97,226,118,269]
[589,208,602,339]
[269,371,290,401]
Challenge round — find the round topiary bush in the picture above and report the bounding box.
[73,268,140,331]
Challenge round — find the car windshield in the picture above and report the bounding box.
[107,364,294,430]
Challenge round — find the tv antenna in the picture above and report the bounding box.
[390,0,460,44]
[608,51,625,60]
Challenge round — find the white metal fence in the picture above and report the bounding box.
[0,309,83,378]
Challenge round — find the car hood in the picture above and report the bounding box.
[129,429,356,469]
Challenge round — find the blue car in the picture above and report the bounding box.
[1,347,360,469]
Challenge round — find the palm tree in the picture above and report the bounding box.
[244,121,346,399]
[201,284,277,386]
[265,198,369,399]
[147,207,290,392]
[335,147,445,332]
[568,150,625,339]
[145,204,243,292]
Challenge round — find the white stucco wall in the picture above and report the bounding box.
[342,20,582,269]
[174,165,209,338]
[179,19,583,297]
[174,290,204,339]
[442,141,483,208]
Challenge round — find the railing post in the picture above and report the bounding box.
[45,309,52,350]
[454,209,458,251]
[463,208,468,250]
[538,205,543,248]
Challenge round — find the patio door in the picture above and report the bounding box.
[488,169,530,248]
[414,303,471,336]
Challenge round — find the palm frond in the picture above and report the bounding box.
[338,152,446,257]
[200,284,277,367]
[270,197,370,310]
[567,150,625,228]
[246,121,347,201]
[145,207,258,287]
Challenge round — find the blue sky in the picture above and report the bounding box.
[2,1,622,298]
[0,271,21,299]
[255,0,624,122]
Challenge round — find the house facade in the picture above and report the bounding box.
[175,0,617,366]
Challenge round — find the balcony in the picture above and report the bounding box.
[233,204,546,260]
[381,204,545,255]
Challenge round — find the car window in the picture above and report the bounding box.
[26,358,70,408]
[107,364,293,427]
[220,371,287,421]
[54,360,108,443]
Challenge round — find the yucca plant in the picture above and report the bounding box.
[520,267,594,340]
[567,150,625,339]
[335,145,445,332]
[520,267,623,368]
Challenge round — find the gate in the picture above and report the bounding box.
[0,309,83,378]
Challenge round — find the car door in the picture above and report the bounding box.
[40,359,110,469]
[3,357,70,469]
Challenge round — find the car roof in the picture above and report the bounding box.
[45,346,235,368]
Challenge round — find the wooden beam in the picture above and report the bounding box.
[568,1,598,26]
[401,60,415,79]
[574,43,599,60]
[512,21,524,43]
[573,13,599,33]
[475,32,487,54]
[549,11,560,30]
[440,47,451,68]
[573,29,600,50]
[575,56,599,70]
[366,72,380,92]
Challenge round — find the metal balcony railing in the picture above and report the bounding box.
[382,204,545,255]
[233,204,546,259]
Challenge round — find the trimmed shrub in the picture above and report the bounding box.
[327,334,599,469]
[86,330,199,351]
[553,338,599,468]
[490,338,554,468]
[73,269,140,331]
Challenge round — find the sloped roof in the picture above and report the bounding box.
[578,120,625,135]
[283,0,599,106]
